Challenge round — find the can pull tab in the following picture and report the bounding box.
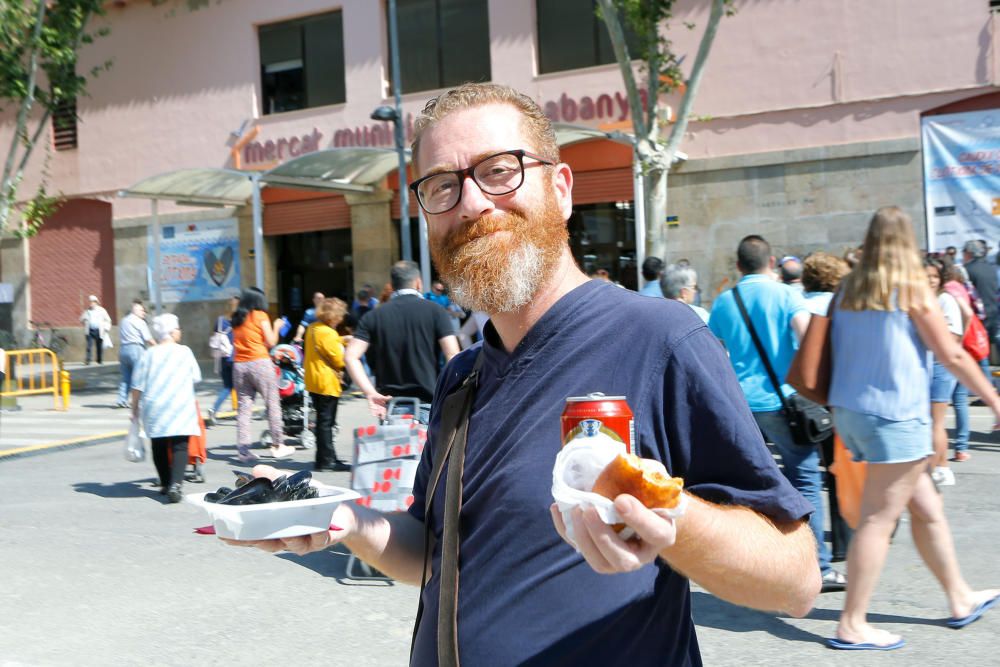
[586,392,606,399]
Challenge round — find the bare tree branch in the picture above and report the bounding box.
[597,0,647,140]
[664,0,725,162]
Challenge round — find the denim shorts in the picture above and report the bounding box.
[929,361,957,403]
[834,407,931,464]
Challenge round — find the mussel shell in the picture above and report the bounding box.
[270,475,291,501]
[204,492,225,503]
[214,487,233,497]
[232,471,254,488]
[218,477,275,505]
[288,485,319,501]
[286,470,312,492]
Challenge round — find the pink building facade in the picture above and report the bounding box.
[1,0,997,358]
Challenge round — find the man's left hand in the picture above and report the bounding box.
[549,495,677,574]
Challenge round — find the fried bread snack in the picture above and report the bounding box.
[592,453,684,510]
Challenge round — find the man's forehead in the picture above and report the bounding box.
[418,105,532,174]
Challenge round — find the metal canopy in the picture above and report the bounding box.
[553,123,634,148]
[262,147,401,193]
[118,168,252,206]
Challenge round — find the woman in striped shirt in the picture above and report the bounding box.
[130,313,201,504]
[826,207,1000,651]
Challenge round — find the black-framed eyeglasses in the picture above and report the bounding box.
[409,149,554,215]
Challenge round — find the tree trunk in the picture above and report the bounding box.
[645,165,668,260]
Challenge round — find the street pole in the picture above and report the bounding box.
[151,199,162,315]
[251,172,265,289]
[388,0,411,261]
[418,208,431,290]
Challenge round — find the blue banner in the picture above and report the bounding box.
[922,109,1000,252]
[149,218,241,303]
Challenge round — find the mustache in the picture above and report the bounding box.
[441,210,528,251]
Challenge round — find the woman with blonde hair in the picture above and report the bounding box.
[304,298,350,472]
[827,206,1000,650]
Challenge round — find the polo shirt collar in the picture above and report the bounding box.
[393,288,423,299]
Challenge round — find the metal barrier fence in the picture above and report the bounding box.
[1,348,70,410]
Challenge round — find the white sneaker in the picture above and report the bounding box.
[932,466,956,486]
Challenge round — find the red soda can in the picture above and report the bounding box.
[561,393,635,454]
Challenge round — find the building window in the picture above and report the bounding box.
[52,99,78,151]
[537,0,640,74]
[259,11,346,115]
[391,0,491,94]
[568,202,637,291]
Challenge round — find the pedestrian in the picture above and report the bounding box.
[778,255,805,292]
[925,258,964,487]
[116,300,156,408]
[639,256,665,297]
[345,260,459,419]
[129,313,201,504]
[231,287,295,463]
[225,82,819,666]
[962,239,999,358]
[79,295,111,365]
[709,235,846,593]
[304,297,350,472]
[206,295,240,425]
[943,264,976,462]
[660,263,709,322]
[292,291,325,343]
[827,206,1000,651]
[801,251,852,561]
[351,285,378,320]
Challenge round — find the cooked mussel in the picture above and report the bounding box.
[204,492,225,503]
[232,471,254,488]
[217,477,275,505]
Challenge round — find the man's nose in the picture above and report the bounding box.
[457,175,496,222]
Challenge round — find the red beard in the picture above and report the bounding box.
[429,192,568,313]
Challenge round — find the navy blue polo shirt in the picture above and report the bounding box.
[408,279,811,667]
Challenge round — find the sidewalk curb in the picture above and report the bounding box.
[0,430,128,462]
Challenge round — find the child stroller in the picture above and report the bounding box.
[260,344,315,449]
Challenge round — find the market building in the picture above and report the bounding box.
[1,0,997,360]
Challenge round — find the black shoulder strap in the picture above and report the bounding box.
[733,286,790,412]
[410,349,484,665]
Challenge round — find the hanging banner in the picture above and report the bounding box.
[922,109,1000,252]
[149,218,241,303]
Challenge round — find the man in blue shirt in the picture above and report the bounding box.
[638,256,665,297]
[230,84,820,666]
[709,235,845,593]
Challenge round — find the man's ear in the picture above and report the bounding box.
[768,256,777,270]
[552,163,574,221]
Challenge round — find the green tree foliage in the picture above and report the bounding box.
[0,0,109,237]
[596,0,733,263]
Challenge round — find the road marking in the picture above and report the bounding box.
[0,430,128,459]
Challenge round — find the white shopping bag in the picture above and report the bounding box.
[124,419,147,463]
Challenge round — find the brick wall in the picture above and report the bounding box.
[30,199,116,327]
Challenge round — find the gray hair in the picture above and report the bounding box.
[152,313,180,341]
[660,264,697,300]
[390,260,421,290]
[963,239,987,259]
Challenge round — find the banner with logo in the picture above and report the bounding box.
[922,109,1000,252]
[149,218,240,303]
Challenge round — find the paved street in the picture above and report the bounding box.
[2,374,1000,665]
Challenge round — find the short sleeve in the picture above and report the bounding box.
[656,327,812,523]
[787,285,808,317]
[940,293,963,336]
[131,352,150,393]
[434,304,454,340]
[139,320,153,341]
[354,310,374,343]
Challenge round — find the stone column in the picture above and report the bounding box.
[346,188,398,293]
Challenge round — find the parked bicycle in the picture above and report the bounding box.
[27,321,69,355]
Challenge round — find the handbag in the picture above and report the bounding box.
[830,434,866,530]
[786,298,834,405]
[962,315,990,361]
[733,287,833,447]
[124,418,147,463]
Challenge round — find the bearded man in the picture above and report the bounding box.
[225,83,820,666]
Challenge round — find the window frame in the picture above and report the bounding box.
[258,10,346,116]
[534,0,641,76]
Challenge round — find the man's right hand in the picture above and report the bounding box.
[366,391,392,420]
